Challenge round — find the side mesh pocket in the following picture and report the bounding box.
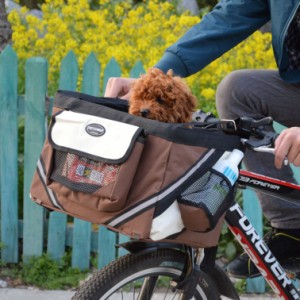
[178,169,234,232]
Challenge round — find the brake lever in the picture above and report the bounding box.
[241,141,289,166]
[235,116,273,138]
[241,130,276,148]
[250,117,273,128]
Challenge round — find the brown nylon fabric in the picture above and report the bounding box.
[178,203,211,232]
[159,214,225,248]
[30,100,229,248]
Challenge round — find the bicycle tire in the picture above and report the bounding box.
[72,248,220,300]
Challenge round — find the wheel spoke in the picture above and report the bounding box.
[137,276,159,300]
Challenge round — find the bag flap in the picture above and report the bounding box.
[49,110,143,163]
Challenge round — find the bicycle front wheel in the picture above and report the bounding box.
[72,248,220,300]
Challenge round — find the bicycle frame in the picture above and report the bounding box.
[224,170,300,300]
[239,169,300,202]
[119,166,300,299]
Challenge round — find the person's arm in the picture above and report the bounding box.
[105,0,270,97]
[274,127,300,169]
[155,0,270,77]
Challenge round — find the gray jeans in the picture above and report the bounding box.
[216,69,300,229]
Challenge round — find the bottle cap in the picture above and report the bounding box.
[230,149,244,165]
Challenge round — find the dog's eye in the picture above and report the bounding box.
[167,85,172,92]
[156,97,164,104]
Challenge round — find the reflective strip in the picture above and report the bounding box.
[37,159,64,210]
[107,149,215,227]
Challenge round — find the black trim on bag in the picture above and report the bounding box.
[48,110,146,164]
[105,148,222,228]
[37,157,65,211]
[152,197,176,218]
[57,90,129,112]
[54,91,243,151]
[50,171,101,194]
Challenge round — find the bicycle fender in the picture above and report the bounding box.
[211,264,240,300]
[117,240,186,254]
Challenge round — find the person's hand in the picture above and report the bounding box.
[274,127,300,169]
[104,77,137,100]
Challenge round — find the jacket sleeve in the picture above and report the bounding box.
[154,0,270,77]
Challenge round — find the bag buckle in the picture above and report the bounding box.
[219,119,237,133]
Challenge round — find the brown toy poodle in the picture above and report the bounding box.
[129,68,197,123]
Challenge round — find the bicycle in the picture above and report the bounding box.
[72,112,300,300]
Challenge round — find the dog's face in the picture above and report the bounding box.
[129,68,197,123]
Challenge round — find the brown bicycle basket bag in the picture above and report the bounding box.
[30,90,243,248]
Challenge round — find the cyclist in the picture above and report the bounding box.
[104,0,300,278]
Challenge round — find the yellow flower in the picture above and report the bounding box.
[201,88,216,100]
[114,5,124,18]
[8,0,276,106]
[99,0,110,5]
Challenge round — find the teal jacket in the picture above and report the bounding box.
[155,0,300,83]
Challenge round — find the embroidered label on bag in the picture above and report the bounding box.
[62,153,120,186]
[85,123,106,137]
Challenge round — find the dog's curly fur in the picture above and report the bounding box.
[129,68,197,123]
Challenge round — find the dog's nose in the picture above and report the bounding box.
[140,109,150,117]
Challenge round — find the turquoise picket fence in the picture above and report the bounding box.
[1,45,298,293]
[0,45,145,271]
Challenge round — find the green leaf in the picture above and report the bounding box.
[225,241,237,261]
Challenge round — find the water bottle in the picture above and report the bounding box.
[212,149,244,186]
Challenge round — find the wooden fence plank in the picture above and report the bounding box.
[98,226,117,269]
[82,52,101,96]
[46,51,79,262]
[72,219,92,270]
[59,51,79,92]
[47,212,67,262]
[102,57,121,95]
[97,58,122,268]
[130,60,145,78]
[23,57,48,262]
[243,189,265,293]
[71,53,101,270]
[0,46,19,263]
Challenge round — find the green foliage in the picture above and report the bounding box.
[196,0,218,9]
[0,262,20,280]
[217,190,244,261]
[20,253,88,289]
[234,278,247,294]
[0,243,5,266]
[18,0,44,9]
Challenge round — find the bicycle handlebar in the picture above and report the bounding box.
[192,110,289,165]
